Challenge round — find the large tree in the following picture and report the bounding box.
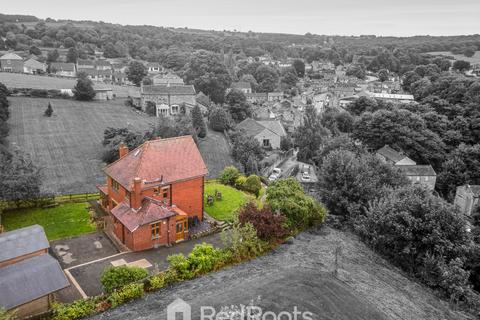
[184,50,231,104]
[73,73,96,101]
[318,150,409,219]
[0,148,42,207]
[294,105,329,162]
[254,65,279,93]
[352,108,446,168]
[126,61,148,86]
[292,59,305,77]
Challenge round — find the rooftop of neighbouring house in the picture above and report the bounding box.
[376,145,407,163]
[458,185,480,196]
[231,81,251,90]
[104,136,208,191]
[50,62,75,71]
[236,118,286,137]
[0,254,69,310]
[142,84,195,95]
[111,197,182,232]
[399,165,437,176]
[0,52,23,60]
[0,225,49,263]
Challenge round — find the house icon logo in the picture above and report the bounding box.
[167,298,191,320]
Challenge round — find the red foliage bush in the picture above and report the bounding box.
[238,202,288,241]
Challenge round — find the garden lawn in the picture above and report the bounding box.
[2,202,96,240]
[204,182,253,221]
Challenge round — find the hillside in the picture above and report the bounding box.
[7,97,154,194]
[89,227,472,320]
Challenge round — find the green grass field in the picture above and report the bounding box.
[204,182,254,221]
[2,202,96,240]
[7,97,155,194]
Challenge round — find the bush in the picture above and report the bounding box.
[242,175,262,197]
[145,101,156,116]
[101,265,149,293]
[107,283,144,308]
[238,202,288,241]
[218,166,241,186]
[167,243,229,280]
[145,273,165,291]
[167,253,194,280]
[267,178,327,229]
[187,243,230,274]
[234,175,247,189]
[221,222,268,262]
[29,88,49,98]
[0,308,15,320]
[51,299,97,320]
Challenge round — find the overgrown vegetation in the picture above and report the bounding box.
[101,266,149,293]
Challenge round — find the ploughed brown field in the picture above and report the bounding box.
[89,227,473,320]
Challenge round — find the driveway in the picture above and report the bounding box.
[68,232,224,297]
[50,231,119,268]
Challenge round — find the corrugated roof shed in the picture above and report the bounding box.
[0,225,49,263]
[0,254,69,309]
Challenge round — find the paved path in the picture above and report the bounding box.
[68,233,223,296]
[197,126,235,179]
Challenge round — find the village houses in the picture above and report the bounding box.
[0,52,24,72]
[140,84,197,117]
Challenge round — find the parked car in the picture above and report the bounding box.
[301,172,311,182]
[268,168,282,181]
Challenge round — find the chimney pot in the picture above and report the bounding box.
[119,143,129,158]
[131,177,142,209]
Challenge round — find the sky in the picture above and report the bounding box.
[3,0,480,37]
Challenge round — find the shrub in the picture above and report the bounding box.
[145,101,156,116]
[44,102,53,117]
[191,104,207,138]
[242,175,262,197]
[0,308,15,320]
[238,202,288,241]
[145,273,165,291]
[267,178,327,228]
[167,253,194,280]
[167,243,229,280]
[218,166,241,186]
[107,283,144,308]
[51,299,97,320]
[234,175,247,189]
[187,243,230,274]
[29,88,49,98]
[222,222,268,262]
[101,265,149,293]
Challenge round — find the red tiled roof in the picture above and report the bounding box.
[104,136,207,191]
[111,198,177,232]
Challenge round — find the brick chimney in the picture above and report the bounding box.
[119,143,129,158]
[132,177,142,209]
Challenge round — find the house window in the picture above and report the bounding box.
[416,177,420,182]
[162,187,169,198]
[171,105,179,114]
[263,139,271,147]
[112,180,120,192]
[151,222,161,239]
[153,187,160,196]
[424,177,429,181]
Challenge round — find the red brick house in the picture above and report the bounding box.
[98,136,207,251]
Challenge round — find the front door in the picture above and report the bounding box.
[175,220,188,241]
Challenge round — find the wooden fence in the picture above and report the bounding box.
[1,192,100,211]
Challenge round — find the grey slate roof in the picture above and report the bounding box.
[376,145,406,163]
[257,120,287,137]
[0,254,69,309]
[400,165,436,176]
[237,118,286,138]
[0,225,49,263]
[142,84,195,95]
